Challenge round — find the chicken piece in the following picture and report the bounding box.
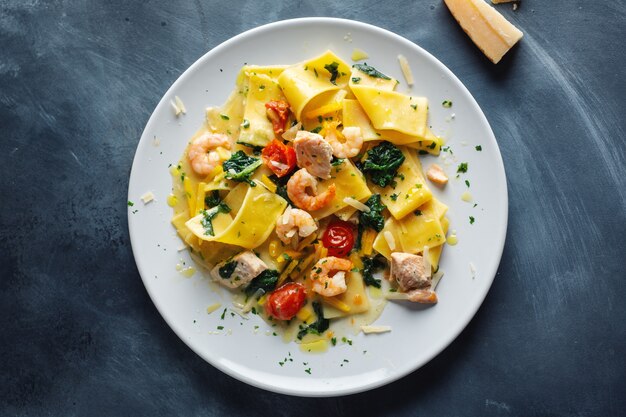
[390,252,431,292]
[211,251,268,289]
[426,164,448,187]
[293,130,333,179]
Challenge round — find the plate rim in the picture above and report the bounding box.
[128,16,509,397]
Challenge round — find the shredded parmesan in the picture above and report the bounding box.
[397,54,414,87]
[171,95,186,116]
[141,191,155,204]
[242,289,265,313]
[361,325,392,334]
[282,122,301,141]
[343,197,370,213]
[423,246,431,278]
[469,262,477,278]
[431,270,444,290]
[270,160,290,171]
[206,303,222,314]
[383,231,396,251]
[385,292,409,300]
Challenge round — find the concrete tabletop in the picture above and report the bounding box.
[1,0,624,415]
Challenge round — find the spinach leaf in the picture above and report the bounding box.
[352,63,391,80]
[245,269,279,297]
[204,190,221,208]
[218,259,237,279]
[297,301,329,340]
[361,256,384,288]
[222,150,262,186]
[268,174,293,206]
[354,194,386,251]
[200,202,231,236]
[361,142,405,187]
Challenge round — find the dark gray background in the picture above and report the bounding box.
[1,0,624,416]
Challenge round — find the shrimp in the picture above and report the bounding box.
[187,132,231,176]
[287,168,336,211]
[293,131,333,179]
[310,256,353,297]
[275,206,318,245]
[325,126,363,159]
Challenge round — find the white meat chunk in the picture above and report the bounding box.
[293,130,333,179]
[390,252,431,292]
[211,251,268,289]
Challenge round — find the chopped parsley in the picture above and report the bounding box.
[220,114,230,120]
[457,162,468,173]
[351,77,361,84]
[442,100,453,108]
[331,158,345,166]
[352,63,391,80]
[475,145,482,151]
[310,126,322,134]
[410,104,418,110]
[241,119,250,129]
[331,337,337,346]
[390,193,399,201]
[469,216,475,225]
[465,180,470,188]
[414,209,422,216]
[127,200,134,207]
[217,326,224,330]
[324,61,340,85]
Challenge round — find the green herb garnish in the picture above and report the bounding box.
[361,142,405,187]
[223,150,262,186]
[352,63,391,80]
[457,162,468,173]
[324,61,340,85]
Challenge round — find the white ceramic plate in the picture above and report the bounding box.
[128,18,508,397]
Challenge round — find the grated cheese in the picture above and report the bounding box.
[282,122,301,141]
[469,262,477,278]
[141,191,155,204]
[361,325,392,334]
[343,197,370,213]
[383,231,396,251]
[397,54,414,87]
[206,303,222,314]
[171,95,186,116]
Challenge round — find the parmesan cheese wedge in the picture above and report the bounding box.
[361,325,392,334]
[443,0,523,64]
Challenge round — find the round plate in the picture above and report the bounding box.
[128,17,508,397]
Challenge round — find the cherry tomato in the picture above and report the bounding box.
[265,100,290,136]
[322,220,355,257]
[266,282,307,321]
[262,139,297,177]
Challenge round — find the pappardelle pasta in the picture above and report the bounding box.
[169,51,450,347]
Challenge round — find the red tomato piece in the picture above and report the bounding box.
[322,220,355,257]
[266,282,307,321]
[262,139,297,177]
[265,100,290,136]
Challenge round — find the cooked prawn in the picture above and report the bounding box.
[187,133,231,176]
[287,168,336,211]
[275,206,318,245]
[293,131,333,179]
[310,256,353,297]
[325,126,363,159]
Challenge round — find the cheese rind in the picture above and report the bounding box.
[444,0,523,64]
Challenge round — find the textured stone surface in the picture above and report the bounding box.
[1,0,625,415]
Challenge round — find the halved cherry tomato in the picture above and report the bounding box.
[262,139,297,177]
[322,220,355,257]
[265,100,290,136]
[266,282,307,321]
